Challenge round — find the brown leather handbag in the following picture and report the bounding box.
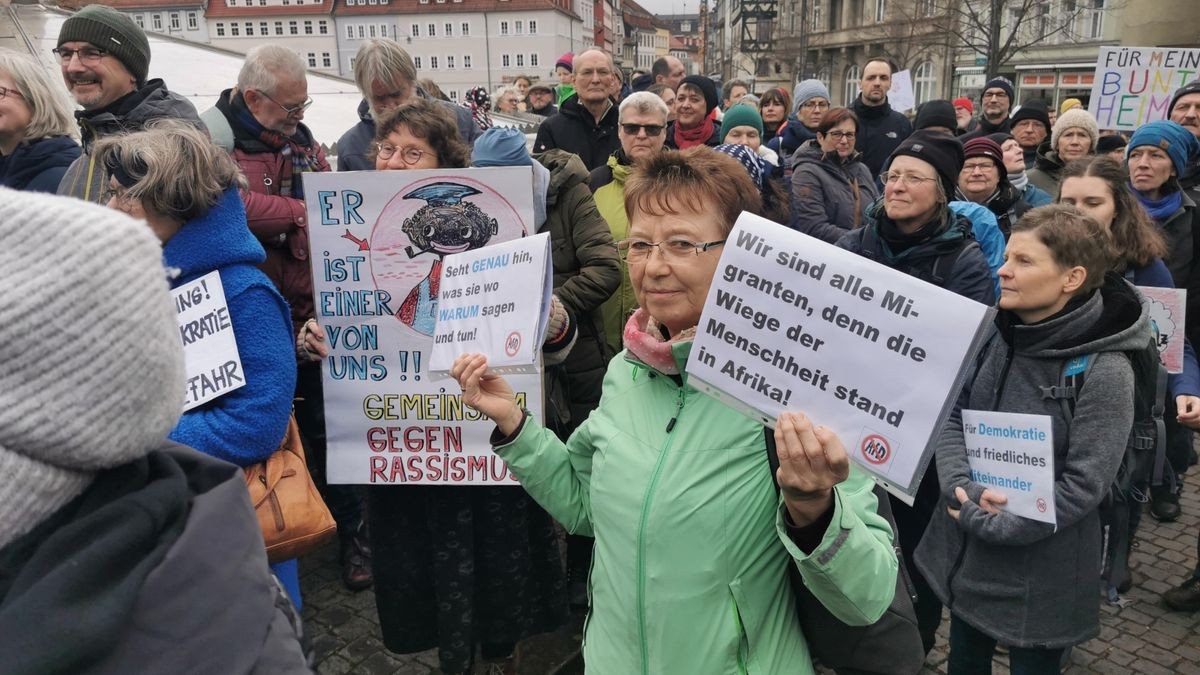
[244,415,337,563]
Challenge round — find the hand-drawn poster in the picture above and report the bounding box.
[305,168,539,485]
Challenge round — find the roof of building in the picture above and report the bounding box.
[58,0,204,9]
[334,0,579,19]
[204,0,334,18]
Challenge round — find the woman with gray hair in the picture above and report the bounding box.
[0,50,80,192]
[93,120,300,610]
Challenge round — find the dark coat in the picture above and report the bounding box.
[532,94,620,171]
[0,445,310,674]
[336,96,482,172]
[850,96,912,176]
[975,182,1032,239]
[959,116,1012,143]
[57,80,204,203]
[916,276,1148,649]
[766,113,816,164]
[788,139,878,243]
[0,136,80,193]
[1027,141,1066,195]
[663,119,723,150]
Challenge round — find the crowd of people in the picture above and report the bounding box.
[2,4,1200,674]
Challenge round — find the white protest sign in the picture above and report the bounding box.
[889,69,915,113]
[1089,47,1200,131]
[429,232,553,374]
[1138,286,1186,375]
[686,213,994,504]
[305,168,541,485]
[962,410,1057,526]
[172,271,245,411]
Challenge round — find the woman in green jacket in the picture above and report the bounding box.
[452,147,899,674]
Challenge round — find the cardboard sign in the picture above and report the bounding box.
[1089,47,1200,130]
[1138,286,1186,374]
[173,271,246,411]
[962,410,1057,526]
[429,232,553,374]
[305,168,542,485]
[889,69,916,113]
[686,213,994,504]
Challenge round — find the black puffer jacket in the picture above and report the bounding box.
[532,94,620,171]
[0,445,310,675]
[850,97,912,176]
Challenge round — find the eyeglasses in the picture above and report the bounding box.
[615,238,726,264]
[52,46,108,65]
[800,100,830,110]
[982,91,1009,100]
[256,90,313,118]
[0,86,23,101]
[621,123,665,137]
[375,142,429,165]
[962,161,998,174]
[880,172,939,187]
[825,130,856,141]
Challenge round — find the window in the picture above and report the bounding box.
[170,13,180,30]
[1086,0,1105,38]
[152,14,162,31]
[304,20,313,35]
[913,61,935,104]
[380,23,389,37]
[445,22,453,36]
[461,21,470,35]
[428,23,436,36]
[411,24,420,37]
[528,19,537,33]
[414,56,422,69]
[463,54,472,68]
[811,0,822,30]
[289,20,298,35]
[874,0,885,22]
[516,53,524,67]
[259,0,265,4]
[419,0,429,4]
[307,53,317,68]
[502,54,510,68]
[216,22,225,36]
[349,56,357,69]
[843,64,860,106]
[230,22,239,36]
[320,20,329,35]
[260,21,269,35]
[347,25,355,39]
[918,0,935,16]
[357,25,366,38]
[275,21,284,35]
[447,55,455,69]
[515,20,523,34]
[449,90,458,101]
[244,0,251,5]
[245,22,254,36]
[530,53,538,67]
[134,14,145,29]
[368,24,376,38]
[322,52,332,68]
[500,20,509,35]
[430,56,439,69]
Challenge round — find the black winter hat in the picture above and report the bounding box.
[887,130,965,201]
[915,100,957,131]
[1011,99,1051,136]
[981,77,1014,102]
[631,73,653,93]
[1096,134,1128,154]
[1170,79,1200,113]
[58,5,151,86]
[680,75,719,114]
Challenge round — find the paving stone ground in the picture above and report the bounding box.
[301,475,1200,674]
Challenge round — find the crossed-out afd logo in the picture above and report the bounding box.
[504,331,522,357]
[859,433,892,465]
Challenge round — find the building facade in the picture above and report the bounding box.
[204,0,339,75]
[60,0,210,43]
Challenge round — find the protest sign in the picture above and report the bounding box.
[305,168,540,485]
[172,271,245,411]
[429,232,553,374]
[962,410,1057,526]
[686,213,994,504]
[1139,286,1186,374]
[888,69,915,113]
[1089,47,1200,131]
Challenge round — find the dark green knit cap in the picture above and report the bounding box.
[58,5,151,86]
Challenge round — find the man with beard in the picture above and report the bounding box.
[54,5,203,202]
[851,58,912,176]
[962,77,1014,142]
[1171,80,1200,203]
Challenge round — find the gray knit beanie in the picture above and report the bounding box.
[0,188,184,548]
[58,5,151,86]
[792,79,830,114]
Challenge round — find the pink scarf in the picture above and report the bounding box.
[622,308,696,375]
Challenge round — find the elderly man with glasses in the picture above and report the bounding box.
[53,4,204,202]
[533,48,622,170]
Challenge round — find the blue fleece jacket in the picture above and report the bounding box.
[0,136,80,193]
[164,188,296,465]
[1127,258,1200,397]
[949,200,1005,299]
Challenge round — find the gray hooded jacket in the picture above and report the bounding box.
[788,139,878,243]
[915,274,1149,649]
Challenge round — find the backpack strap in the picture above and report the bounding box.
[1148,360,1169,485]
[928,244,966,287]
[1043,353,1095,432]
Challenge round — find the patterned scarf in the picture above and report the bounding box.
[462,87,493,131]
[622,308,696,375]
[230,92,321,198]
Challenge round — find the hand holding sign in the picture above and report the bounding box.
[775,411,850,527]
[452,353,524,436]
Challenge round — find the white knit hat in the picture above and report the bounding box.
[1051,107,1100,153]
[0,188,185,547]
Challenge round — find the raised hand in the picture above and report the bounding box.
[774,411,850,527]
[451,353,523,435]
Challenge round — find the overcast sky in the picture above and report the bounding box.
[635,0,702,20]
